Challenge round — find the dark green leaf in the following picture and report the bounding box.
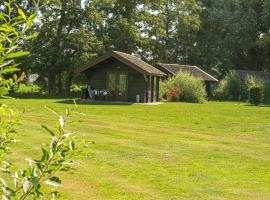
[41,148,49,162]
[45,177,61,187]
[41,125,55,136]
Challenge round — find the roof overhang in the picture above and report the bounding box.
[192,66,218,82]
[156,63,218,82]
[75,51,165,76]
[155,63,175,76]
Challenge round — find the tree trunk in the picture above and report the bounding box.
[57,71,63,95]
[49,0,68,95]
[164,0,170,62]
[66,73,73,96]
[48,71,56,95]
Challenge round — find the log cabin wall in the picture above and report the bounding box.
[85,58,148,102]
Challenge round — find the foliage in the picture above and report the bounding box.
[14,84,41,95]
[249,86,264,105]
[13,0,270,95]
[215,73,270,105]
[0,1,86,199]
[87,0,141,53]
[263,81,270,104]
[245,75,264,105]
[0,104,21,156]
[69,84,83,98]
[0,0,36,96]
[23,0,103,95]
[245,76,270,104]
[0,0,35,159]
[214,72,247,101]
[245,75,263,90]
[160,72,207,103]
[141,0,202,63]
[70,84,82,93]
[194,0,269,75]
[0,105,84,199]
[166,87,182,102]
[18,0,202,95]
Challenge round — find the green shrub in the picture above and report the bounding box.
[263,81,270,104]
[167,87,182,102]
[159,81,167,101]
[245,75,264,105]
[160,72,207,103]
[214,73,270,105]
[214,72,247,101]
[15,83,41,95]
[249,86,264,105]
[245,75,263,90]
[70,84,82,93]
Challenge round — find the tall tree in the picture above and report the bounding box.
[137,0,201,63]
[22,0,270,94]
[195,0,267,76]
[85,0,201,64]
[26,0,103,95]
[256,0,270,71]
[85,0,145,54]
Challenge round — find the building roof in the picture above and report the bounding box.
[233,70,270,81]
[76,51,165,76]
[155,64,218,82]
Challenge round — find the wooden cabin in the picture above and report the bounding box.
[76,51,165,103]
[155,64,218,95]
[232,70,270,82]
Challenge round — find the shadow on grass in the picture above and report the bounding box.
[56,99,134,106]
[6,95,134,106]
[8,94,76,99]
[245,104,270,108]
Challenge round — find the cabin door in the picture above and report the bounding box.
[108,72,128,101]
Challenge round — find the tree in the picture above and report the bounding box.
[84,0,201,64]
[85,0,145,54]
[25,0,103,95]
[137,0,202,63]
[256,0,270,71]
[21,0,270,94]
[195,0,267,76]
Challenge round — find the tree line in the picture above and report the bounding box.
[10,0,270,95]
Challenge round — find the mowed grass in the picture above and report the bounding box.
[2,98,270,200]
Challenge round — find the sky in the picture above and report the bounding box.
[81,0,86,7]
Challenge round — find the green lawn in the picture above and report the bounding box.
[2,99,270,200]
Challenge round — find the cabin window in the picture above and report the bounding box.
[108,73,116,92]
[119,74,127,96]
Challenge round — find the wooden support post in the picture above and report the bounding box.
[145,75,149,103]
[206,81,210,98]
[151,76,154,102]
[148,75,152,102]
[156,77,160,102]
[153,76,156,102]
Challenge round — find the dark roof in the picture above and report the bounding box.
[233,70,270,81]
[156,64,218,82]
[76,51,165,76]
